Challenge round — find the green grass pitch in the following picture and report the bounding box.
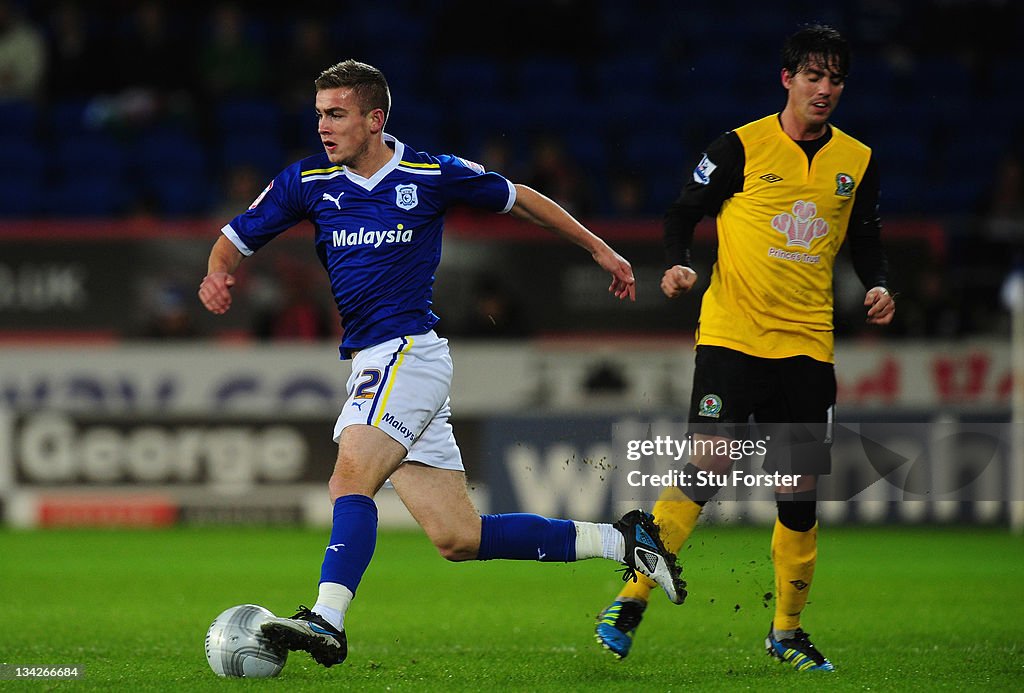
[1,524,1021,691]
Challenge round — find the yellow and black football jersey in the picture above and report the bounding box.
[665,114,886,363]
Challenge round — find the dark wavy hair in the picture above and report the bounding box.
[781,24,850,79]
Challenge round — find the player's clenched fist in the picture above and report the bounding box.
[661,265,697,298]
[199,272,236,314]
[864,286,895,325]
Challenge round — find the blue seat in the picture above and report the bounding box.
[217,133,286,178]
[387,102,443,152]
[562,129,607,171]
[132,127,208,175]
[513,99,598,141]
[0,99,38,138]
[52,132,129,179]
[596,0,664,53]
[45,176,132,216]
[912,58,970,98]
[436,58,505,100]
[0,175,43,216]
[353,5,428,52]
[141,170,215,217]
[879,136,930,168]
[852,55,896,98]
[881,138,935,213]
[215,99,282,136]
[457,99,527,143]
[44,133,131,216]
[517,58,580,100]
[732,7,794,42]
[939,132,1002,212]
[620,127,685,171]
[648,172,687,211]
[285,107,324,158]
[594,54,662,104]
[876,173,918,215]
[49,99,93,134]
[371,50,427,101]
[921,176,985,216]
[643,103,692,138]
[0,137,45,178]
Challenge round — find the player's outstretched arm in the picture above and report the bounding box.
[199,235,244,315]
[509,184,635,301]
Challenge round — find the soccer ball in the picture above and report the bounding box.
[204,604,287,678]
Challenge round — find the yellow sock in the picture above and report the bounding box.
[617,486,702,602]
[771,519,818,632]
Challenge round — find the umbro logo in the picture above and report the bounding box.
[760,173,784,183]
[322,192,344,209]
[789,579,809,591]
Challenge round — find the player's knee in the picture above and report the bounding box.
[680,462,722,504]
[435,540,477,562]
[776,490,817,532]
[327,469,379,501]
[431,530,480,562]
[688,452,733,476]
[327,475,348,502]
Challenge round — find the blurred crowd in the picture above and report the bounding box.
[1,0,1022,340]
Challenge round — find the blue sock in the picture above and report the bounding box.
[477,513,577,562]
[319,494,378,595]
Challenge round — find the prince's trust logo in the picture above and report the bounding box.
[768,200,829,265]
[772,200,829,248]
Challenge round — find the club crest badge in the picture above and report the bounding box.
[395,183,418,210]
[834,172,855,197]
[698,393,722,418]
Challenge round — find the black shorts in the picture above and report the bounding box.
[687,345,837,476]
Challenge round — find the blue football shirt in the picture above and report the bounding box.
[222,135,516,357]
